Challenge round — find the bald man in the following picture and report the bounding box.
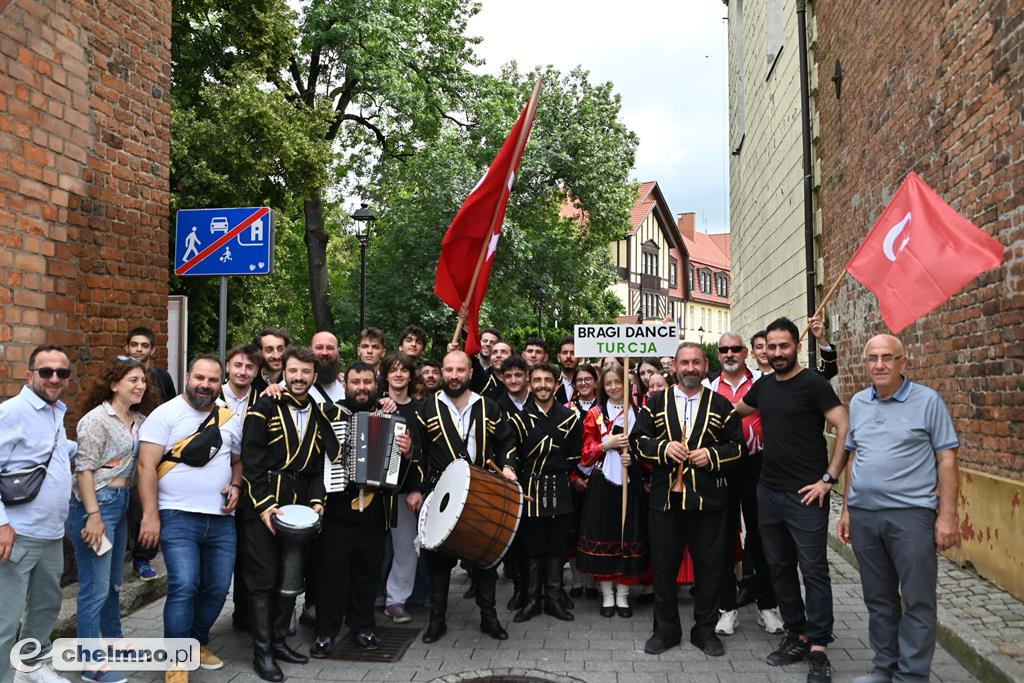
[414,351,517,644]
[309,331,345,403]
[838,335,959,683]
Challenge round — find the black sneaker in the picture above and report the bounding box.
[353,631,379,651]
[807,651,832,682]
[309,636,334,658]
[766,633,809,666]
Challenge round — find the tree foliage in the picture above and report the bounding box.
[169,1,639,357]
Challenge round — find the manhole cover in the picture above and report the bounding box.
[431,670,585,683]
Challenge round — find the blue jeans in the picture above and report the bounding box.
[67,486,130,639]
[159,509,235,644]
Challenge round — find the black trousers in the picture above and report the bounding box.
[424,549,497,580]
[519,514,573,558]
[241,518,284,595]
[128,486,158,562]
[757,485,833,646]
[313,517,386,639]
[233,514,251,618]
[720,454,776,611]
[649,497,726,645]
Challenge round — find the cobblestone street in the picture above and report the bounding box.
[117,546,976,683]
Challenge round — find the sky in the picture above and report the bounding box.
[468,1,731,234]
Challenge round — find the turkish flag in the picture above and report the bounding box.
[435,86,540,354]
[845,172,1004,332]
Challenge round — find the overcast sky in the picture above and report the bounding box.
[468,1,730,234]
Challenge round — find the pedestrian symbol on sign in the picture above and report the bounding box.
[182,227,201,262]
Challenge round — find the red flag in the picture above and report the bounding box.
[845,172,1004,332]
[435,82,541,354]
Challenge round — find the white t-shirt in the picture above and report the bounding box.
[139,395,241,515]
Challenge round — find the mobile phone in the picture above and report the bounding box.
[222,490,231,507]
[94,534,112,556]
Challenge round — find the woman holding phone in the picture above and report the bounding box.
[68,355,158,680]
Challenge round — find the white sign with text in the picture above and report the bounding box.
[574,324,680,357]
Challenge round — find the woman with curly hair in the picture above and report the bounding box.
[68,355,159,676]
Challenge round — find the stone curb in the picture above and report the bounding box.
[827,530,1024,683]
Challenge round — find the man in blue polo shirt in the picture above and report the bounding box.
[838,334,960,683]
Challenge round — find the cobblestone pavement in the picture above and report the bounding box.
[118,545,976,683]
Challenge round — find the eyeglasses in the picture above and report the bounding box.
[32,367,71,380]
[575,376,594,383]
[718,345,745,354]
[864,354,904,365]
[116,354,143,366]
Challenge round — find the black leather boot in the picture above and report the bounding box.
[506,553,529,611]
[513,557,543,622]
[249,594,284,682]
[475,571,508,640]
[543,555,574,621]
[271,595,309,664]
[462,565,477,599]
[422,571,450,643]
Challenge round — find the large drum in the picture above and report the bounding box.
[272,504,321,597]
[421,459,523,568]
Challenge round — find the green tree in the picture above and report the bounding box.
[356,65,638,353]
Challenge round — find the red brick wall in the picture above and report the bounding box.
[815,1,1023,479]
[0,0,171,418]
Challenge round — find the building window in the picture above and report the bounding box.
[642,252,659,277]
[669,257,677,288]
[687,265,694,291]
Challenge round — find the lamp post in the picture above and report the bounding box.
[350,203,375,331]
[697,325,705,345]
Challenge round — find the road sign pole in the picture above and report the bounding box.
[218,276,228,363]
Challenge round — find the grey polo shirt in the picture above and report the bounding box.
[845,377,958,511]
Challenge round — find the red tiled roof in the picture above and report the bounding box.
[629,181,657,233]
[682,231,730,270]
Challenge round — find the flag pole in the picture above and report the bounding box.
[621,356,630,540]
[800,269,849,341]
[451,76,545,348]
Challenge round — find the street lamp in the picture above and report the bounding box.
[636,307,643,324]
[697,325,705,345]
[349,203,375,331]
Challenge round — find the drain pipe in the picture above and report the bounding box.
[796,0,817,370]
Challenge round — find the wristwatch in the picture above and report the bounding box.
[821,472,837,485]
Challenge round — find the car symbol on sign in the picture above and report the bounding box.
[210,216,229,233]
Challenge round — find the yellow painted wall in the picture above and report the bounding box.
[680,302,731,344]
[945,468,1024,599]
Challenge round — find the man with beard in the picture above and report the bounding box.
[414,351,517,644]
[418,359,442,395]
[632,343,743,658]
[220,343,262,632]
[734,317,849,683]
[704,334,784,638]
[240,347,332,682]
[509,363,582,623]
[137,355,243,683]
[468,327,502,394]
[554,337,580,404]
[309,331,345,403]
[0,345,76,683]
[311,362,413,656]
[253,328,291,394]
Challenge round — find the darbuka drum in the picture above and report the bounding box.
[422,459,523,568]
[272,504,321,597]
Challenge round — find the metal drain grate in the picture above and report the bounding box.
[329,625,420,663]
[431,670,586,683]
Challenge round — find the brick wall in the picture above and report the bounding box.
[0,0,171,421]
[815,1,1023,479]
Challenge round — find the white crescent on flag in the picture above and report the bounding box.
[486,232,500,260]
[883,211,912,262]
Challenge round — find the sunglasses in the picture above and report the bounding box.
[718,345,745,354]
[116,354,144,366]
[33,367,71,380]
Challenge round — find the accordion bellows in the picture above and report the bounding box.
[324,411,406,493]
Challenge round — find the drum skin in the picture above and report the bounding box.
[272,504,321,597]
[423,459,523,569]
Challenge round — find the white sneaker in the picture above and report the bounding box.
[758,607,785,634]
[715,609,738,635]
[14,662,72,683]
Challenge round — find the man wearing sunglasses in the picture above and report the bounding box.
[0,344,76,683]
[704,334,784,640]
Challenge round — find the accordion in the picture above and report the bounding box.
[324,411,406,493]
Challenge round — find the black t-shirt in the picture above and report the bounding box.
[148,366,177,404]
[744,367,841,492]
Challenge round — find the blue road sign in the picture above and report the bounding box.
[174,207,275,277]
